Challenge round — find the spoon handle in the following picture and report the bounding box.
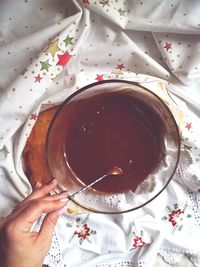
[68,174,107,199]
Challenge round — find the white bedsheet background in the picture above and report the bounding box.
[0,1,200,266]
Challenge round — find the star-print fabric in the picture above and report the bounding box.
[0,1,200,267]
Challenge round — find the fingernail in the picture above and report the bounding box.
[58,193,68,198]
[51,179,57,184]
[55,193,68,199]
[60,198,69,202]
[35,182,42,189]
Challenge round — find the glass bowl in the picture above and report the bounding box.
[46,80,180,214]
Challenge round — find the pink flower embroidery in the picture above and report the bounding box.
[168,209,184,227]
[132,236,145,249]
[74,223,91,239]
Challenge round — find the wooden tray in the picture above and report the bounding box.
[22,107,58,188]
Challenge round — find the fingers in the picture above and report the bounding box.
[22,192,68,207]
[5,181,67,233]
[19,180,63,209]
[9,192,68,219]
[42,193,68,202]
[25,179,58,202]
[15,197,68,232]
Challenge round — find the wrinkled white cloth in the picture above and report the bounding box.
[0,1,200,267]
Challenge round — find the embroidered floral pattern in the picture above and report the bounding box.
[66,215,97,245]
[74,223,91,239]
[162,202,192,231]
[168,209,184,226]
[130,230,150,250]
[132,236,145,249]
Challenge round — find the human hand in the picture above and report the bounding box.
[0,180,68,267]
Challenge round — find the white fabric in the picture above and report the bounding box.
[0,1,200,266]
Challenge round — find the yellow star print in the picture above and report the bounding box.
[111,69,123,78]
[45,39,60,57]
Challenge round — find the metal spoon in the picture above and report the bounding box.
[68,166,123,200]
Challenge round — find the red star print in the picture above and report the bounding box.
[34,74,42,83]
[116,64,125,70]
[56,52,72,67]
[185,122,192,130]
[95,74,104,81]
[164,42,172,51]
[82,0,89,3]
[30,114,38,120]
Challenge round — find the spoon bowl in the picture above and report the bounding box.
[68,166,123,199]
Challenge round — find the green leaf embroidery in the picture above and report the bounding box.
[66,223,72,227]
[167,206,172,212]
[178,225,183,231]
[90,230,97,235]
[174,203,178,209]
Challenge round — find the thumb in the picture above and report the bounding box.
[38,207,66,243]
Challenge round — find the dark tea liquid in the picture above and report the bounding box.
[65,91,164,194]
